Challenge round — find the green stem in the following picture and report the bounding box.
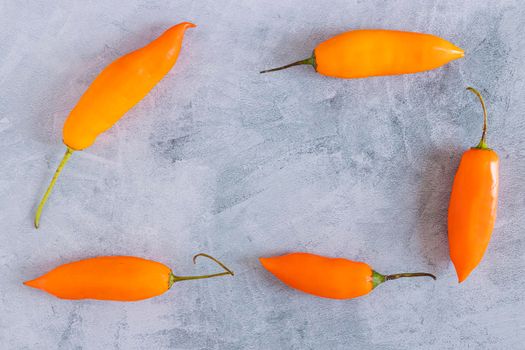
[384,272,437,281]
[260,52,316,74]
[169,253,234,288]
[466,87,489,150]
[372,270,436,289]
[34,147,74,229]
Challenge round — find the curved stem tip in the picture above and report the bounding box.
[372,270,436,288]
[384,272,437,281]
[169,253,234,287]
[466,87,489,149]
[34,147,74,229]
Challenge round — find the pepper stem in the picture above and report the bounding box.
[466,87,489,150]
[260,53,316,74]
[384,272,437,281]
[34,147,74,229]
[169,253,234,288]
[372,270,436,289]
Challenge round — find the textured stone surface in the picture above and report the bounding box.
[1,0,524,349]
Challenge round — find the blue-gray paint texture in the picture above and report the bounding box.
[1,0,524,349]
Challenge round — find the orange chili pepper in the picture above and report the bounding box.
[24,254,233,301]
[448,87,499,283]
[260,29,463,78]
[260,253,435,299]
[34,22,195,228]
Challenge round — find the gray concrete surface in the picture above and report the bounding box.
[1,0,524,349]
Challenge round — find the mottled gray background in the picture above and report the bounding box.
[1,0,524,349]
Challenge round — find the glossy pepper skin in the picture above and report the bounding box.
[261,29,464,78]
[24,254,233,301]
[448,87,499,283]
[260,253,435,300]
[34,22,194,228]
[64,22,195,151]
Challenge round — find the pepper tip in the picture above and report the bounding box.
[455,266,471,283]
[181,22,196,29]
[23,279,42,289]
[259,257,274,271]
[452,46,465,59]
